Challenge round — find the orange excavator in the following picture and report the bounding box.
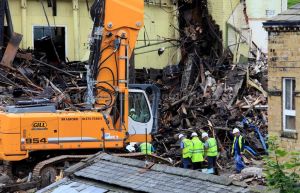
[0,0,159,184]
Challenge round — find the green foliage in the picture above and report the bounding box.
[264,136,300,193]
[289,0,300,8]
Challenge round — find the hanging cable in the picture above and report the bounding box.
[39,0,50,27]
[39,0,61,63]
[85,0,90,12]
[94,81,117,109]
[98,67,115,84]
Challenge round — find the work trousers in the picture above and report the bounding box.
[192,161,203,170]
[207,156,218,175]
[234,153,245,173]
[182,158,191,169]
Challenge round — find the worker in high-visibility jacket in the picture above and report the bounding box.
[231,128,245,173]
[191,132,204,170]
[139,142,154,155]
[179,134,192,169]
[202,132,218,175]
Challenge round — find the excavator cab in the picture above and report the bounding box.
[128,90,153,138]
[127,84,160,142]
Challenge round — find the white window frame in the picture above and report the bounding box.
[283,78,296,132]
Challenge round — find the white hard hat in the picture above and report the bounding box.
[126,143,137,152]
[191,132,198,137]
[233,128,240,134]
[202,132,208,139]
[205,71,211,76]
[130,108,135,112]
[178,134,184,139]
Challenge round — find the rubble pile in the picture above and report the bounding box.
[0,46,87,109]
[137,55,268,164]
[136,0,268,172]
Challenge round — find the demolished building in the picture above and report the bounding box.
[0,0,271,160]
[135,0,269,170]
[0,0,290,192]
[0,0,269,172]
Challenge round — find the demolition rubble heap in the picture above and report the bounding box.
[0,0,87,108]
[0,0,268,175]
[0,46,87,110]
[136,0,268,171]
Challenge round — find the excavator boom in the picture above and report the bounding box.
[0,0,154,162]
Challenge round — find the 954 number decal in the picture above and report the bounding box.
[26,138,47,144]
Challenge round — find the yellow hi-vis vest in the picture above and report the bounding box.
[191,137,204,162]
[182,138,192,158]
[231,136,244,155]
[207,138,218,157]
[140,142,153,155]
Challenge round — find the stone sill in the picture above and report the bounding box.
[280,131,298,140]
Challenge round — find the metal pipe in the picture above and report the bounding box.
[73,0,80,60]
[101,128,105,152]
[145,127,148,156]
[145,127,148,166]
[21,0,27,48]
[135,45,178,55]
[136,39,178,42]
[32,58,77,77]
[126,45,129,88]
[118,36,127,130]
[119,93,123,131]
[135,40,178,50]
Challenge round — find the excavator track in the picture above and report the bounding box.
[32,153,172,180]
[32,155,90,187]
[30,152,172,189]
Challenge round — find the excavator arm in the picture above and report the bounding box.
[0,0,153,162]
[88,0,144,132]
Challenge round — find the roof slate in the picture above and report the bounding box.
[37,178,109,193]
[39,153,251,193]
[264,3,300,26]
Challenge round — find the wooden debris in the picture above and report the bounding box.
[135,0,268,169]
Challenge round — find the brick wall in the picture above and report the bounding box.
[268,31,300,151]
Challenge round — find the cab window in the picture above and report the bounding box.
[129,92,151,123]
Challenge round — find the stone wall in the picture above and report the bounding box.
[268,30,300,151]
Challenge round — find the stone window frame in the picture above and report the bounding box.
[281,131,298,140]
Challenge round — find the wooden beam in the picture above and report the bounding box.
[0,32,23,66]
